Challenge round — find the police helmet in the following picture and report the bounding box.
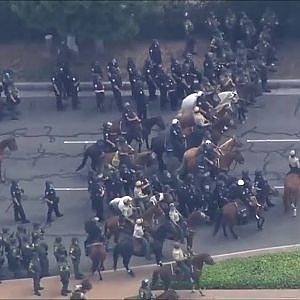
[136,218,143,225]
[135,180,142,187]
[124,102,131,108]
[142,279,150,287]
[237,179,245,186]
[169,202,175,207]
[172,119,179,125]
[290,150,296,156]
[174,242,180,249]
[93,217,100,222]
[194,106,201,113]
[205,139,212,145]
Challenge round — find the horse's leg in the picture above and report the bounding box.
[229,225,238,239]
[222,224,228,238]
[0,161,3,183]
[97,265,103,280]
[186,231,194,252]
[123,254,134,277]
[145,135,150,150]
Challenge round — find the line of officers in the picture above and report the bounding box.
[7,180,63,225]
[0,223,85,297]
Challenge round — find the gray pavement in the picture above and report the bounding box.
[1,89,300,280]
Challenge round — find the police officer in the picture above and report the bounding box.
[149,39,162,66]
[10,180,29,224]
[171,56,185,100]
[102,121,117,153]
[7,235,22,278]
[169,119,185,159]
[59,258,71,296]
[134,84,148,120]
[31,223,45,247]
[119,164,135,195]
[53,236,68,263]
[37,242,49,278]
[28,251,43,296]
[121,102,140,137]
[138,279,155,300]
[51,73,63,111]
[69,73,80,110]
[69,237,83,280]
[254,170,275,208]
[256,58,271,93]
[84,217,105,256]
[133,219,151,260]
[44,181,63,223]
[20,235,33,271]
[92,180,105,221]
[183,11,196,56]
[142,59,157,100]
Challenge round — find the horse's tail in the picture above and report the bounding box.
[76,150,88,171]
[213,209,223,236]
[113,243,120,271]
[151,269,160,289]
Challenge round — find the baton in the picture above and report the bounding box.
[5,202,13,213]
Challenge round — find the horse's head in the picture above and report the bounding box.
[200,253,215,266]
[7,137,17,151]
[188,209,210,226]
[233,150,245,165]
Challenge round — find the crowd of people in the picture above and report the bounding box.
[0,6,288,300]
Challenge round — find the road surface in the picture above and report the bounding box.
[0,89,299,280]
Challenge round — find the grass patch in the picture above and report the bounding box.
[152,251,300,290]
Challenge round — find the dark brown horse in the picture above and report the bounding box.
[141,116,166,150]
[88,242,106,280]
[0,137,17,182]
[283,173,300,217]
[151,253,215,294]
[109,119,143,150]
[213,197,265,239]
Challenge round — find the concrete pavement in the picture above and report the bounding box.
[1,90,300,282]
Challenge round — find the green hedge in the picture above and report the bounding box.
[153,251,300,290]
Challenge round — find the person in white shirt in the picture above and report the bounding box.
[288,150,300,174]
[172,242,193,283]
[133,219,151,260]
[134,181,148,211]
[169,203,185,243]
[109,196,132,213]
[149,192,164,206]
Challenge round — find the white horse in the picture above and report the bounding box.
[181,90,239,113]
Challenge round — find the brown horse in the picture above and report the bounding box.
[95,150,156,174]
[283,173,300,217]
[178,137,243,174]
[151,253,215,295]
[88,242,106,280]
[104,205,165,247]
[109,119,143,148]
[213,197,265,239]
[0,137,18,182]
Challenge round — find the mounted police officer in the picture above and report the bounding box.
[10,180,29,224]
[133,218,151,260]
[44,181,63,223]
[91,179,105,221]
[169,203,185,244]
[28,250,44,296]
[69,237,83,280]
[121,102,140,138]
[134,82,148,119]
[288,150,300,174]
[172,242,194,284]
[102,121,117,153]
[254,170,275,208]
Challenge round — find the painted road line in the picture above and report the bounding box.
[274,186,284,189]
[64,141,96,144]
[55,187,88,191]
[247,139,300,143]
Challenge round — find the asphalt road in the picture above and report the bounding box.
[1,89,300,279]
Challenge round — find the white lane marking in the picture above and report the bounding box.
[274,186,284,189]
[247,139,300,143]
[64,141,96,144]
[55,187,88,191]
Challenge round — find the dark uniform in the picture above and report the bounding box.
[143,59,157,100]
[134,84,148,120]
[119,164,135,195]
[59,259,71,296]
[69,237,83,280]
[7,236,22,278]
[102,122,117,153]
[28,251,43,296]
[44,181,63,223]
[53,237,68,264]
[91,181,105,221]
[51,73,64,111]
[169,120,185,159]
[69,73,80,110]
[138,279,154,300]
[10,180,29,224]
[31,223,45,247]
[149,39,162,66]
[171,56,185,100]
[37,242,49,278]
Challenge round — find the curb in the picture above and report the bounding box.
[15,79,300,92]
